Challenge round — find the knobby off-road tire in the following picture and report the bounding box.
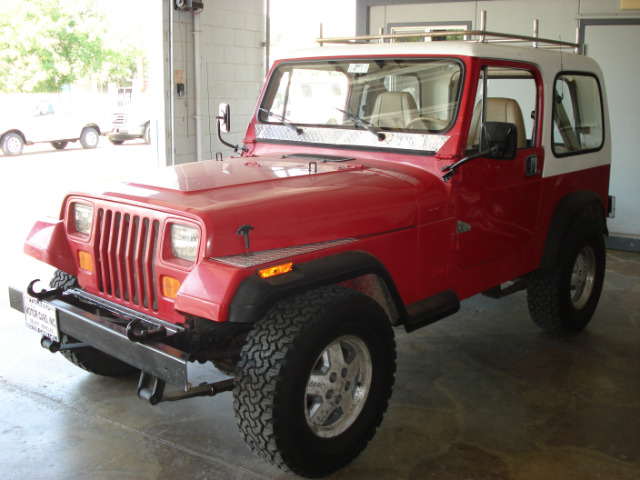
[234,285,396,478]
[527,218,606,333]
[50,270,137,377]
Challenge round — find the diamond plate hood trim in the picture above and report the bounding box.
[211,238,358,268]
[255,124,449,153]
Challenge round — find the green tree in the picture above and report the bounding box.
[0,0,141,93]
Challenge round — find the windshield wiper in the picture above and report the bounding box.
[259,108,303,135]
[335,107,385,141]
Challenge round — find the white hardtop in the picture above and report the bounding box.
[275,41,603,78]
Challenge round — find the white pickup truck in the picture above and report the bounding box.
[0,101,102,155]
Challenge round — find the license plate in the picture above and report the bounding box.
[23,294,60,343]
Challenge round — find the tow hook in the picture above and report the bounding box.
[126,318,168,343]
[26,279,64,300]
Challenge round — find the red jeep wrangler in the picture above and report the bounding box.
[9,27,613,477]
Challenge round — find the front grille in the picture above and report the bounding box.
[94,208,160,313]
[112,113,126,125]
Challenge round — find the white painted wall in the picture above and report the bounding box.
[369,1,581,42]
[364,0,640,246]
[164,0,265,165]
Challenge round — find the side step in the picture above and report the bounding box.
[481,279,527,299]
[403,290,460,333]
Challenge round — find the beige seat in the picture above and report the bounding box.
[370,92,419,129]
[467,97,527,149]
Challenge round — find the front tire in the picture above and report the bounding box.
[1,132,24,155]
[49,270,137,377]
[527,218,606,332]
[80,127,99,149]
[234,285,396,477]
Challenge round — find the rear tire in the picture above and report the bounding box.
[234,285,396,477]
[527,218,605,332]
[50,270,137,377]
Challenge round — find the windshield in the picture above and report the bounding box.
[257,58,462,152]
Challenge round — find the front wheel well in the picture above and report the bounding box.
[338,273,402,324]
[2,130,26,142]
[227,251,405,326]
[83,123,101,135]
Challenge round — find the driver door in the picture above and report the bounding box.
[455,63,544,268]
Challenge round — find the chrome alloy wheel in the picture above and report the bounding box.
[570,245,596,310]
[305,335,372,438]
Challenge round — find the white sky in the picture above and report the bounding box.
[97,0,357,69]
[100,0,356,52]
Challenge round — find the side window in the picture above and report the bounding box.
[552,73,604,156]
[467,66,538,151]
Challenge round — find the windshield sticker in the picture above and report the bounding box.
[255,124,450,153]
[347,63,370,74]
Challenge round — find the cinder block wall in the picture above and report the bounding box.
[165,0,265,165]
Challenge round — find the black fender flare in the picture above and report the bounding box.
[539,190,607,270]
[227,250,405,324]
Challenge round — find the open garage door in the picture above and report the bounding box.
[583,20,640,248]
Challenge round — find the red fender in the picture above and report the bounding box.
[24,219,77,277]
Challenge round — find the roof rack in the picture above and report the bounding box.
[317,10,582,54]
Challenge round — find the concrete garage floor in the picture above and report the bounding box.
[0,250,638,480]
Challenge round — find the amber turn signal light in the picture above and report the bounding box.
[78,251,93,272]
[162,276,181,299]
[258,262,293,279]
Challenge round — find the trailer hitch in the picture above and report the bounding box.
[137,372,234,405]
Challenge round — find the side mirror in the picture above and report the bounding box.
[218,103,231,133]
[215,103,247,154]
[480,122,518,160]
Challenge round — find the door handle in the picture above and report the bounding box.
[525,155,538,177]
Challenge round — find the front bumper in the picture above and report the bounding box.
[8,285,191,390]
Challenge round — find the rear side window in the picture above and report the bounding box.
[552,73,604,156]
